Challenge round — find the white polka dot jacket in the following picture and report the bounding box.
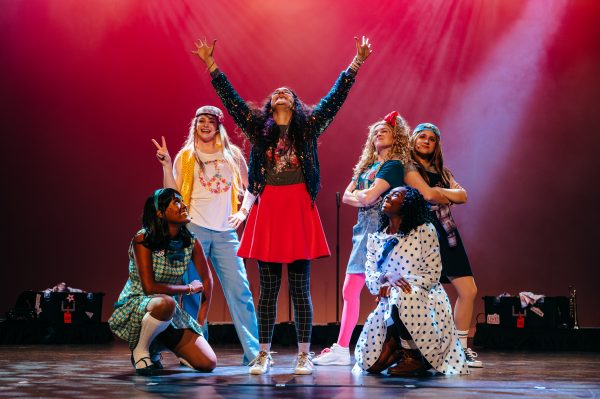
[354,223,470,375]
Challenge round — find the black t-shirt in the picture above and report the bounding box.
[265,125,305,185]
[375,160,405,197]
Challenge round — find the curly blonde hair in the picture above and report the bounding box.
[352,114,411,181]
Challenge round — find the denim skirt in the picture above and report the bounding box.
[346,205,381,274]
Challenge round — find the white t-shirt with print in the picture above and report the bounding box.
[185,150,234,231]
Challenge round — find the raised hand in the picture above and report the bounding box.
[192,38,217,66]
[151,136,171,167]
[354,36,372,62]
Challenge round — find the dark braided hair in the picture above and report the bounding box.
[140,188,193,251]
[379,186,434,235]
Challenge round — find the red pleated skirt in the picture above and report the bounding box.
[238,183,331,263]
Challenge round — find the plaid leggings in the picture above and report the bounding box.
[257,260,312,343]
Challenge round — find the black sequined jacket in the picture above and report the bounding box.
[211,69,356,202]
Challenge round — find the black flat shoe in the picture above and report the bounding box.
[152,359,164,370]
[131,355,158,376]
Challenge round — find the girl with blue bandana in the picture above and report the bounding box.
[405,123,481,368]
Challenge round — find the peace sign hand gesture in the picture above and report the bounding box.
[151,136,172,167]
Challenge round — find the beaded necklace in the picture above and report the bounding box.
[198,159,232,194]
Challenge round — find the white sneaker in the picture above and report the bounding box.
[465,347,483,368]
[248,351,273,375]
[313,343,351,366]
[294,352,314,375]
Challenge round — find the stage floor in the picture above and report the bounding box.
[0,342,598,398]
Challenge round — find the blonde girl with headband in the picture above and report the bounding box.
[314,111,410,366]
[152,105,259,365]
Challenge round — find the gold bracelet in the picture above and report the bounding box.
[187,283,193,295]
[350,56,364,72]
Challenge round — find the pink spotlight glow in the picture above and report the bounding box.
[441,0,568,219]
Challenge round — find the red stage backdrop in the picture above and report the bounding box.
[2,0,599,330]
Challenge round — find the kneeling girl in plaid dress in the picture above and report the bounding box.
[109,188,216,375]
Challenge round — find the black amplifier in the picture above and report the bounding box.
[483,296,571,329]
[8,291,104,323]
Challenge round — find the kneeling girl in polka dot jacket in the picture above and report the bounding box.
[354,186,469,376]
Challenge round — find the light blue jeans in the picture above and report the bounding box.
[183,224,259,364]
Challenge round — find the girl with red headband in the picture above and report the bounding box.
[313,111,410,366]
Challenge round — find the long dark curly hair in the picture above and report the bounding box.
[250,88,313,152]
[379,186,434,235]
[140,188,193,251]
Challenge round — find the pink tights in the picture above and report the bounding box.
[337,273,365,347]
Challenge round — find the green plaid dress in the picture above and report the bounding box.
[108,230,203,350]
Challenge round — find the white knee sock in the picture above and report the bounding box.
[457,329,469,349]
[132,312,170,368]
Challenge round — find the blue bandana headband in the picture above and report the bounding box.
[413,122,441,138]
[153,188,165,211]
